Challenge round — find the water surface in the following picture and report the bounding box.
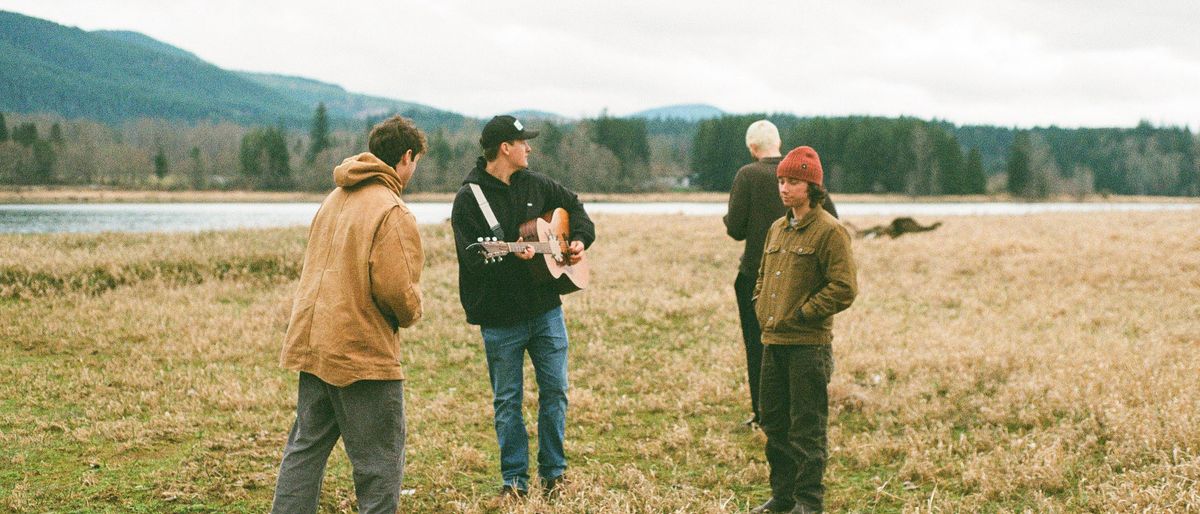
[0,201,1194,234]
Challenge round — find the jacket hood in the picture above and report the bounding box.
[334,152,403,194]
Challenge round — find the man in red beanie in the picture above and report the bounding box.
[749,146,857,514]
[725,121,839,431]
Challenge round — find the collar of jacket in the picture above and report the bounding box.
[785,204,824,231]
[463,158,527,188]
[760,156,783,165]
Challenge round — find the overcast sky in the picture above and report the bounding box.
[4,0,1199,128]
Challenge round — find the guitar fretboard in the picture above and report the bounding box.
[498,241,569,254]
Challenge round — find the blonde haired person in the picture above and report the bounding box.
[725,120,838,429]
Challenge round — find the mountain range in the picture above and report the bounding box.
[0,10,723,128]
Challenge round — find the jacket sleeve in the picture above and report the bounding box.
[723,168,750,241]
[799,225,857,321]
[451,188,506,277]
[369,205,424,329]
[546,177,595,249]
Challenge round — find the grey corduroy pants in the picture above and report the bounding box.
[270,372,406,514]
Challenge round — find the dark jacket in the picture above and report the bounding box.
[724,157,838,276]
[753,206,857,345]
[451,158,595,326]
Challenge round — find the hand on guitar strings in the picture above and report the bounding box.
[567,241,585,265]
[513,237,536,261]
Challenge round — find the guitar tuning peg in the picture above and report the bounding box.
[477,237,484,242]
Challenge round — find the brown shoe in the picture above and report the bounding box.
[542,474,568,499]
[485,484,527,508]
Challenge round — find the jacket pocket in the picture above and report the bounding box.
[756,246,783,329]
[759,244,820,333]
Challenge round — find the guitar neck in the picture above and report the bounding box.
[499,241,568,255]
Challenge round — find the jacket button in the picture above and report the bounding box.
[771,293,776,298]
[775,271,781,276]
[768,316,774,321]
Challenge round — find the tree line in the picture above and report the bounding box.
[1,108,1196,197]
[691,115,1198,197]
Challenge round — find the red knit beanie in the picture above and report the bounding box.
[777,146,823,186]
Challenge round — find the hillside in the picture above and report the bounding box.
[92,30,203,61]
[234,72,468,127]
[0,10,465,127]
[0,10,308,124]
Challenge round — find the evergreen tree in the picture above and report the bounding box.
[240,126,293,190]
[1006,132,1032,196]
[589,115,650,186]
[188,146,205,190]
[30,140,57,184]
[0,112,8,142]
[13,123,38,147]
[426,129,454,189]
[50,123,64,145]
[153,145,169,179]
[305,103,332,164]
[932,131,965,194]
[964,148,987,194]
[690,114,759,191]
[539,122,563,159]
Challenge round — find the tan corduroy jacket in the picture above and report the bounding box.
[754,205,857,345]
[280,153,424,386]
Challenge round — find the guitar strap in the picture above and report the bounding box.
[468,183,506,240]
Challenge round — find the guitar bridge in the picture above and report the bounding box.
[547,229,564,263]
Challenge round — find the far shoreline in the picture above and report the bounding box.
[1,187,1197,205]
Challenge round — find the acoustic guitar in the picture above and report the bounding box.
[467,208,589,294]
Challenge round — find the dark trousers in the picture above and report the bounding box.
[734,271,763,422]
[271,372,406,514]
[760,344,833,512]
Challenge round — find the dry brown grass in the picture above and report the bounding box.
[1,212,1198,512]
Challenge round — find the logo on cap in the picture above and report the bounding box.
[514,120,524,131]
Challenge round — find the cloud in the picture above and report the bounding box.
[1,0,1197,128]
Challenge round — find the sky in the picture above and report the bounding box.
[3,0,1199,128]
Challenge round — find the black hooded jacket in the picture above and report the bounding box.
[451,158,596,326]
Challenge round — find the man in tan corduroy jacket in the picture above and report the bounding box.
[270,115,425,514]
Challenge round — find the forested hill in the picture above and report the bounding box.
[0,10,463,127]
[0,11,309,124]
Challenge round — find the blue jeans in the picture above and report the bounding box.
[481,306,569,490]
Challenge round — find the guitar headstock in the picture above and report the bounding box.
[467,237,508,263]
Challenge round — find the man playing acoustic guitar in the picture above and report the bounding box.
[450,115,595,501]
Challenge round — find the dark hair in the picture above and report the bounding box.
[368,115,426,168]
[807,182,828,208]
[483,141,504,162]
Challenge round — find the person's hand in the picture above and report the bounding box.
[567,241,585,265]
[514,237,536,260]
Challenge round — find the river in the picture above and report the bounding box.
[0,201,1195,234]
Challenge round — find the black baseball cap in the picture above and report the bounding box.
[479,115,540,148]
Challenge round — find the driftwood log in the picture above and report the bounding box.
[843,217,943,239]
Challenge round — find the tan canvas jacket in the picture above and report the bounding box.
[280,153,424,386]
[754,205,857,345]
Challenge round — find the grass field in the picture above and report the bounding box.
[1,211,1198,513]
